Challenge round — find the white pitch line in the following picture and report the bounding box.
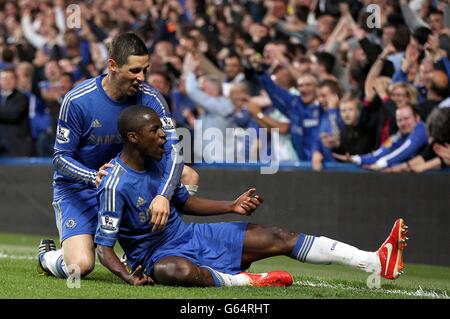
[0,252,34,260]
[0,251,104,264]
[295,279,450,299]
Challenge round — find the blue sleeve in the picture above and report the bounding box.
[171,183,190,208]
[379,122,428,167]
[141,86,184,200]
[359,145,393,165]
[53,97,97,186]
[94,182,124,247]
[392,69,408,83]
[258,72,300,118]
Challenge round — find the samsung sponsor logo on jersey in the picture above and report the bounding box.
[100,215,119,234]
[87,133,123,145]
[303,119,319,128]
[56,126,70,144]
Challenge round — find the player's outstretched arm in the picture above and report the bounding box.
[96,245,154,286]
[182,188,264,216]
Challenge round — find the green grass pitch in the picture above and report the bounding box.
[0,232,449,299]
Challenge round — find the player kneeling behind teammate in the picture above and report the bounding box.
[95,105,409,287]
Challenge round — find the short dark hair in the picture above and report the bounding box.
[430,73,449,99]
[319,79,342,98]
[391,26,410,52]
[427,107,450,144]
[109,33,148,67]
[118,105,158,142]
[315,51,336,74]
[413,26,432,46]
[429,7,444,16]
[61,72,74,82]
[0,66,16,77]
[1,48,14,63]
[294,5,310,22]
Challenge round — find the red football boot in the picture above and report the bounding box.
[377,218,409,279]
[240,270,293,287]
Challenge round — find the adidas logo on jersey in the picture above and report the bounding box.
[136,196,147,207]
[91,119,102,128]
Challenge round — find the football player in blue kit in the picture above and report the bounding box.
[37,32,198,279]
[94,105,408,287]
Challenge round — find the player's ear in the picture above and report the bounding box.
[127,131,139,144]
[108,58,119,73]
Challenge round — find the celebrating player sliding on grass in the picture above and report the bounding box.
[93,105,409,287]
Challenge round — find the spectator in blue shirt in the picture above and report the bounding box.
[334,105,428,171]
[312,80,343,171]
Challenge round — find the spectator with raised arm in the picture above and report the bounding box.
[248,52,322,161]
[183,53,234,162]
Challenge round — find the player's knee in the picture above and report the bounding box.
[269,227,297,251]
[66,258,95,278]
[153,258,195,285]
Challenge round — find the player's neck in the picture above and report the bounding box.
[102,74,126,102]
[120,148,148,172]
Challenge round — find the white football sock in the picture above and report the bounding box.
[202,266,250,287]
[292,235,380,273]
[40,249,69,278]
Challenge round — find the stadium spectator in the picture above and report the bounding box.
[251,52,321,161]
[39,59,63,104]
[228,83,259,162]
[183,53,234,163]
[147,71,173,113]
[417,69,449,120]
[16,62,53,157]
[222,53,246,98]
[389,107,450,173]
[328,95,374,157]
[171,74,198,133]
[0,0,448,172]
[334,105,428,171]
[0,67,33,156]
[311,80,343,171]
[94,105,409,287]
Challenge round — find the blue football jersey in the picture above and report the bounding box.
[53,74,183,199]
[259,73,322,161]
[94,155,190,271]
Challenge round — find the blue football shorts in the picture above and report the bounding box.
[52,188,98,243]
[146,221,249,275]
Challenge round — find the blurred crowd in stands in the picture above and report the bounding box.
[0,0,449,172]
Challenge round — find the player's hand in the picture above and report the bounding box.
[127,266,155,286]
[130,274,154,286]
[232,188,264,216]
[433,143,450,165]
[95,163,115,187]
[332,152,352,162]
[148,195,170,232]
[363,163,382,171]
